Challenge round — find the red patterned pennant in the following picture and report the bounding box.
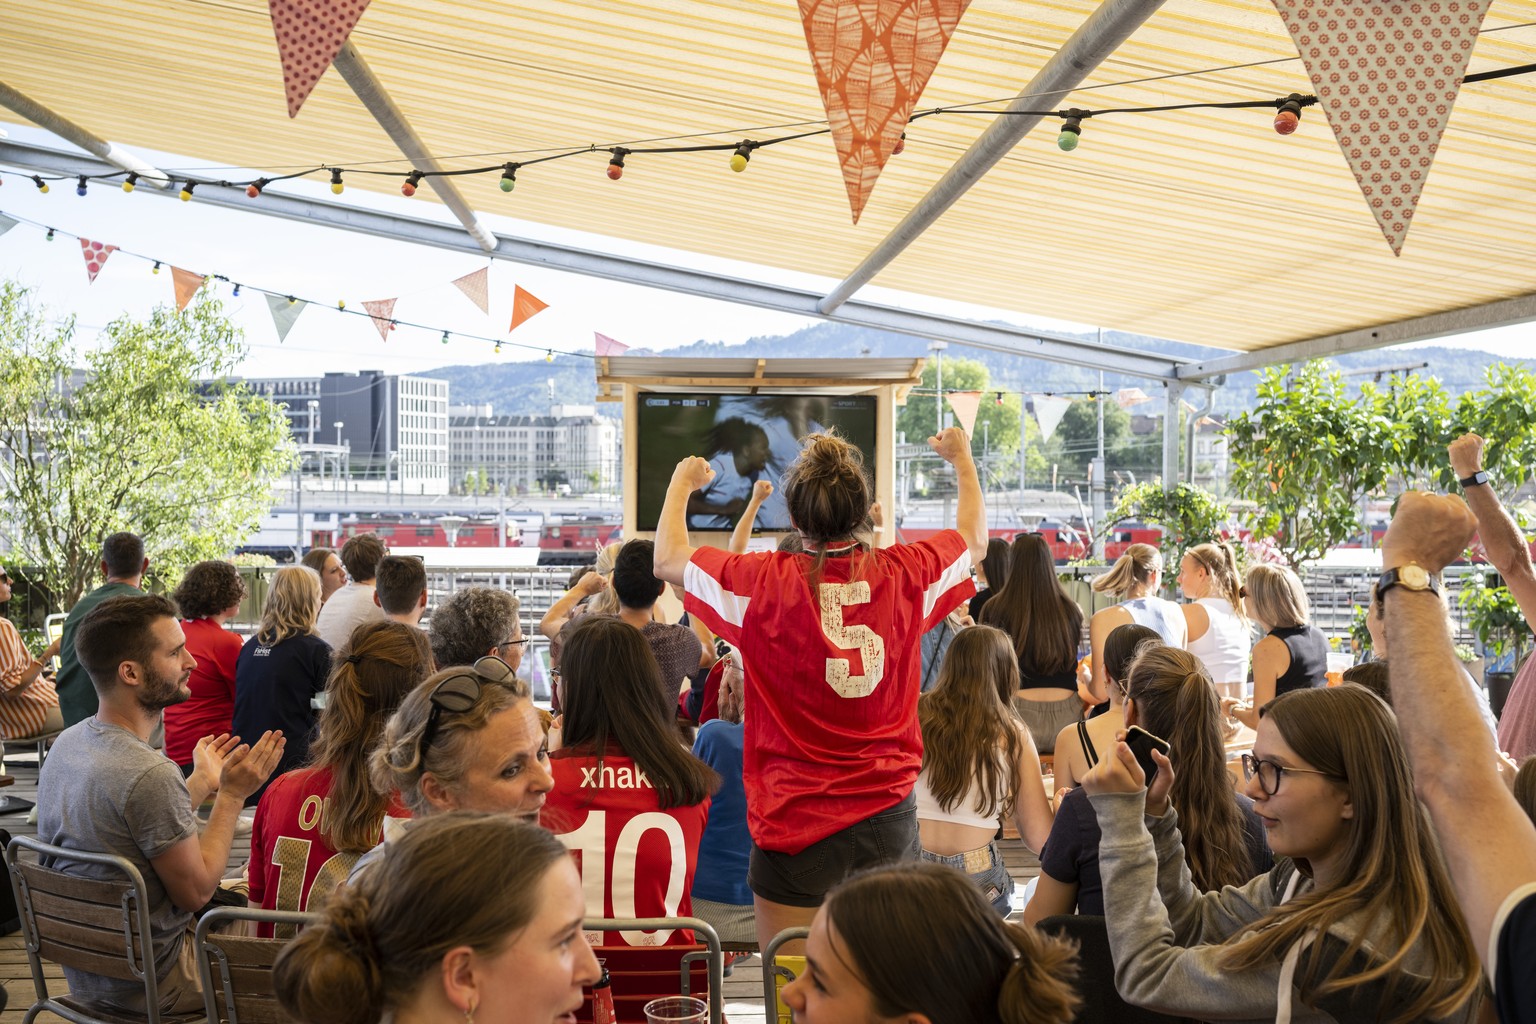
[1272,0,1491,255]
[78,238,118,284]
[268,0,374,118]
[799,0,972,223]
[509,286,549,332]
[171,268,206,312]
[452,267,490,314]
[362,298,397,341]
[594,332,629,357]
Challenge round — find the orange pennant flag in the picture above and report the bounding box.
[268,0,374,118]
[362,298,397,341]
[509,285,549,332]
[171,268,206,312]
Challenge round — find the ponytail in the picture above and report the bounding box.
[1090,544,1161,598]
[272,883,387,1024]
[1188,541,1247,627]
[997,921,1083,1024]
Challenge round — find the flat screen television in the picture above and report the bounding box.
[634,393,879,532]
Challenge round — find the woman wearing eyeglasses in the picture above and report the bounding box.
[540,616,718,946]
[1084,684,1481,1023]
[359,654,554,878]
[0,568,63,750]
[1224,564,1329,731]
[246,620,432,935]
[233,564,332,803]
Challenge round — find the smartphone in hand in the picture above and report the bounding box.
[1124,725,1171,786]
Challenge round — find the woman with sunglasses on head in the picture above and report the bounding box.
[540,616,718,946]
[274,812,601,1024]
[1026,645,1270,925]
[359,654,554,877]
[1225,564,1328,731]
[780,860,1081,1024]
[0,567,63,752]
[247,620,432,933]
[1083,684,1481,1023]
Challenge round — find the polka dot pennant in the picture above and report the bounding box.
[268,0,375,119]
[798,0,973,224]
[1271,0,1492,256]
[362,298,398,341]
[78,238,118,284]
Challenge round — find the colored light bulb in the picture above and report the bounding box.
[32,176,48,193]
[1057,123,1081,152]
[499,164,517,192]
[330,169,345,194]
[247,179,268,198]
[122,173,138,193]
[179,182,195,201]
[45,228,54,241]
[402,171,423,197]
[494,343,502,354]
[729,144,751,173]
[441,331,450,345]
[546,349,554,363]
[152,261,161,274]
[607,151,627,180]
[232,284,241,297]
[337,300,346,310]
[1273,96,1304,136]
[76,176,88,197]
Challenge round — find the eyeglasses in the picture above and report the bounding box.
[417,656,517,760]
[1241,753,1340,796]
[0,573,10,583]
[497,637,532,650]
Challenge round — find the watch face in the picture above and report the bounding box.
[1399,565,1431,589]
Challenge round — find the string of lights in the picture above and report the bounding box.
[0,210,592,362]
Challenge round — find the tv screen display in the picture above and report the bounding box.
[635,394,878,532]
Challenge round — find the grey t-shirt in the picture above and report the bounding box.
[37,717,200,1010]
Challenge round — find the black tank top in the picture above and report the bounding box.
[1269,624,1328,697]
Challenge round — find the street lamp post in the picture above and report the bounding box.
[928,340,948,436]
[306,399,318,445]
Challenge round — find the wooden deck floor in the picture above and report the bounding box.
[0,753,1042,1024]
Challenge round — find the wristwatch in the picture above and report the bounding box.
[1459,470,1491,489]
[1375,563,1440,615]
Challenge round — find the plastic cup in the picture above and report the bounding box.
[644,996,708,1023]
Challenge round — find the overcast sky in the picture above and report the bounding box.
[1,121,1530,381]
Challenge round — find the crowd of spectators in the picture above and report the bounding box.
[5,426,1536,1023]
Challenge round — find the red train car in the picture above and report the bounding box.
[333,517,514,548]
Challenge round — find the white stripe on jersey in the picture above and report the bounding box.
[922,547,974,623]
[685,560,751,627]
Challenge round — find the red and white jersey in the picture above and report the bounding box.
[541,749,710,947]
[248,767,410,938]
[683,532,974,854]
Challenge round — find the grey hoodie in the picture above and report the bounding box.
[1090,790,1477,1023]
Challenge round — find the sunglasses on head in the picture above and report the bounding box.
[0,572,10,584]
[417,656,517,760]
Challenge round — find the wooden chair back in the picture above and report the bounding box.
[195,907,320,1024]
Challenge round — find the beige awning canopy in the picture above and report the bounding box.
[5,0,1536,373]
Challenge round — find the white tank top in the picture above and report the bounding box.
[1186,596,1251,685]
[914,763,1005,830]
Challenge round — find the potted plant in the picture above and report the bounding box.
[1459,573,1532,719]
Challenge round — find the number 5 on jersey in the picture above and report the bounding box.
[819,581,886,698]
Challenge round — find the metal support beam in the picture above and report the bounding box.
[0,139,1195,382]
[818,0,1168,315]
[1175,293,1536,380]
[0,81,171,188]
[1162,381,1186,490]
[331,44,497,252]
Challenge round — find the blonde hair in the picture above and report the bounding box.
[257,565,322,646]
[370,663,530,816]
[588,542,623,615]
[1091,543,1162,598]
[1245,563,1309,630]
[1184,541,1248,627]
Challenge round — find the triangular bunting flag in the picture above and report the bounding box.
[0,214,17,239]
[171,268,206,312]
[78,238,118,284]
[509,285,549,332]
[362,298,397,342]
[1272,0,1492,254]
[1115,387,1151,409]
[945,391,981,438]
[1032,395,1074,442]
[452,267,490,314]
[265,294,307,343]
[798,0,973,222]
[268,0,374,118]
[594,332,629,357]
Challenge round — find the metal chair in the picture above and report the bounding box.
[760,926,810,1024]
[195,906,320,1024]
[580,916,723,1024]
[7,834,202,1024]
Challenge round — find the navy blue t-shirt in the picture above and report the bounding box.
[1496,889,1536,1023]
[1040,786,1273,916]
[690,719,751,906]
[232,632,331,802]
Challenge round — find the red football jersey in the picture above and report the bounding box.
[248,767,410,937]
[683,532,974,854]
[541,749,711,947]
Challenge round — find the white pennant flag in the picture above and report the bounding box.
[0,214,17,239]
[1032,395,1074,442]
[266,293,307,343]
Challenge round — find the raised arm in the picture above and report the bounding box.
[540,572,607,640]
[654,456,715,585]
[729,480,773,554]
[929,426,987,564]
[1381,492,1536,974]
[1449,433,1536,621]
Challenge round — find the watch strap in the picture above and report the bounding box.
[1375,564,1440,614]
[1460,470,1491,489]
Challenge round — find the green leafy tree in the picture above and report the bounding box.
[1452,363,1536,499]
[1043,396,1133,480]
[896,357,1044,488]
[0,283,296,609]
[1109,480,1229,564]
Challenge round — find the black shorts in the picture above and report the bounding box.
[748,791,920,908]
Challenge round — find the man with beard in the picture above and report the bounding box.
[37,594,285,1017]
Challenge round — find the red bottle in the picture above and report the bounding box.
[592,967,616,1024]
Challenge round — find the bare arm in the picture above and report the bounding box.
[729,480,773,554]
[654,457,715,585]
[1012,724,1055,853]
[1382,491,1536,971]
[1449,433,1536,620]
[1227,636,1287,730]
[929,427,987,564]
[540,572,606,641]
[1023,872,1079,927]
[1088,607,1130,704]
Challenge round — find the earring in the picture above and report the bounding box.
[465,1002,476,1024]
